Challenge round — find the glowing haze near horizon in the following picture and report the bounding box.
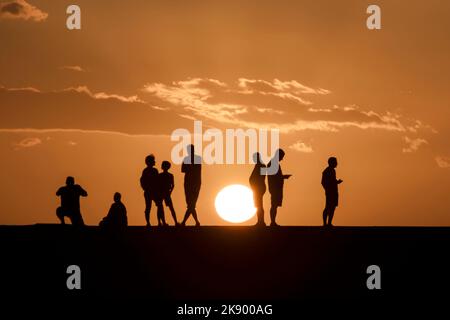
[0,0,449,226]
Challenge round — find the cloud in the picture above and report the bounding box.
[0,85,192,136]
[0,85,40,92]
[289,141,313,153]
[15,137,41,148]
[143,78,422,134]
[0,0,48,22]
[238,78,330,95]
[435,156,450,168]
[0,79,434,143]
[144,78,249,124]
[402,136,428,153]
[0,128,165,138]
[255,107,285,115]
[63,86,145,103]
[60,66,86,72]
[237,78,330,106]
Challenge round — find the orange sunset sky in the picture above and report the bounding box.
[0,0,449,226]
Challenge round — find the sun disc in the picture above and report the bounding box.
[215,184,256,223]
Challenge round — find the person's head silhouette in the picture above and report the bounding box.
[328,157,338,168]
[253,152,263,164]
[276,149,285,161]
[187,144,194,156]
[114,192,121,203]
[66,176,75,186]
[145,154,155,167]
[162,160,171,172]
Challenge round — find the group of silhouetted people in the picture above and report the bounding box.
[139,144,202,227]
[249,149,292,226]
[56,144,204,229]
[55,145,343,228]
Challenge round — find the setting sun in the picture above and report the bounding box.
[215,185,256,223]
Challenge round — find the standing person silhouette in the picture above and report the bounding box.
[140,154,166,227]
[56,176,88,226]
[180,144,201,226]
[267,149,291,226]
[321,157,343,227]
[249,152,267,226]
[159,160,179,226]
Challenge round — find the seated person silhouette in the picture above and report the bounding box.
[267,149,291,226]
[321,157,343,227]
[159,161,179,226]
[249,152,267,226]
[56,176,88,226]
[181,144,201,226]
[99,192,128,230]
[140,154,166,227]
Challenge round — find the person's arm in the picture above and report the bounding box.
[56,188,62,196]
[283,174,292,179]
[332,170,342,185]
[169,174,174,193]
[140,169,148,190]
[181,162,187,173]
[78,185,88,197]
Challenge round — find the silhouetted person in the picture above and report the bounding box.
[267,149,291,226]
[249,152,267,226]
[56,176,87,226]
[181,144,201,226]
[322,157,343,227]
[159,161,179,225]
[140,154,166,227]
[99,192,128,230]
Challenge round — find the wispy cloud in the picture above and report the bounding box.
[60,65,86,72]
[14,137,41,149]
[237,78,330,106]
[143,78,418,134]
[289,141,313,153]
[435,156,450,169]
[0,85,191,136]
[0,128,166,138]
[63,86,145,103]
[238,78,330,95]
[402,136,428,153]
[144,79,249,123]
[0,84,40,92]
[0,0,48,22]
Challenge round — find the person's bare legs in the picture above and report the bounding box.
[256,208,265,226]
[327,206,336,226]
[323,208,328,226]
[270,206,278,226]
[144,192,152,227]
[157,204,167,226]
[168,204,178,225]
[181,209,191,226]
[56,207,65,225]
[191,209,200,226]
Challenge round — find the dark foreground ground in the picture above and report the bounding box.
[1,225,450,306]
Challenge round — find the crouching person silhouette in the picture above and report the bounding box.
[99,192,128,231]
[321,157,343,227]
[56,176,88,227]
